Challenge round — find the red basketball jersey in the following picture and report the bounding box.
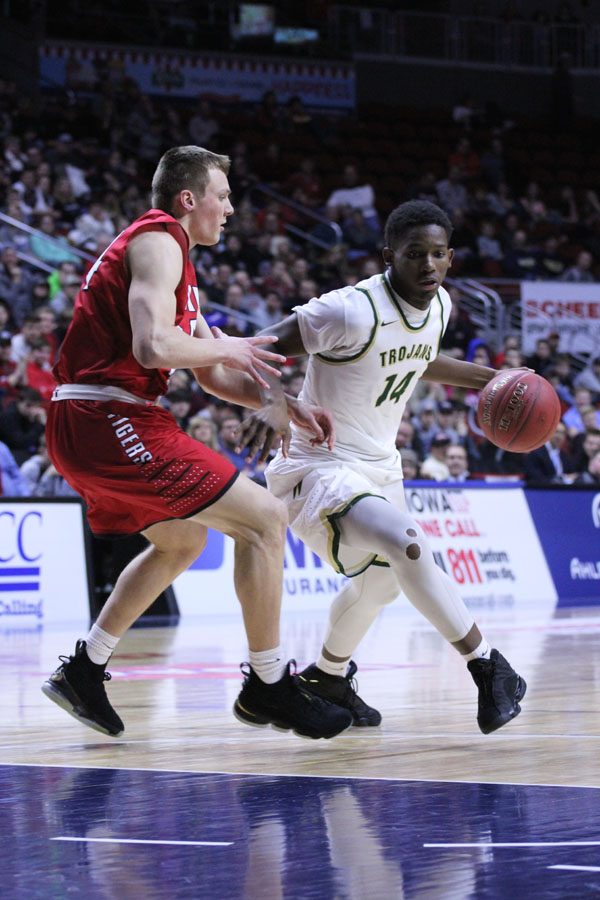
[54,209,200,400]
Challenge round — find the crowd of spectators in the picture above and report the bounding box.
[1,74,599,498]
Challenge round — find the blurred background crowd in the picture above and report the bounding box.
[1,13,600,499]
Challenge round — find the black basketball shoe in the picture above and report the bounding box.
[42,639,124,737]
[298,660,382,727]
[233,661,352,739]
[467,649,527,735]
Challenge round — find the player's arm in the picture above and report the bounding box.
[127,231,285,388]
[421,353,498,389]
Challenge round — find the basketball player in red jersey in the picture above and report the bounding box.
[41,146,352,741]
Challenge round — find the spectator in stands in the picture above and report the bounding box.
[436,400,462,444]
[445,443,472,482]
[502,229,539,279]
[441,289,476,359]
[20,434,78,497]
[395,418,425,461]
[0,245,35,324]
[561,249,596,282]
[0,330,19,404]
[452,94,480,130]
[0,299,15,335]
[435,166,469,215]
[573,449,600,486]
[163,389,194,431]
[325,163,379,230]
[570,428,600,475]
[51,175,83,228]
[412,399,439,454]
[10,313,43,363]
[187,415,221,453]
[420,432,452,481]
[406,170,440,205]
[573,356,600,398]
[252,290,284,332]
[342,209,379,256]
[526,337,554,375]
[546,353,575,405]
[518,181,549,223]
[0,439,27,496]
[522,422,574,484]
[448,137,480,183]
[563,387,600,435]
[400,448,420,480]
[187,99,219,147]
[0,386,46,464]
[49,274,80,320]
[29,212,79,266]
[23,338,57,402]
[68,199,116,253]
[480,138,507,190]
[284,156,324,209]
[476,219,504,276]
[538,235,567,279]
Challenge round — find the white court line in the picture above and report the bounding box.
[550,865,600,872]
[52,837,233,847]
[425,842,600,848]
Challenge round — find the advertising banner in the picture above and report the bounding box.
[520,281,600,356]
[0,500,91,625]
[405,484,557,608]
[40,43,356,109]
[525,488,600,606]
[173,527,347,616]
[174,485,557,616]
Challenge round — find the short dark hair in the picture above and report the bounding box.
[151,146,230,213]
[384,200,453,248]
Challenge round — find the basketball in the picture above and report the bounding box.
[477,369,562,452]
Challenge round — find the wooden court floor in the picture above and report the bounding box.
[3,600,600,898]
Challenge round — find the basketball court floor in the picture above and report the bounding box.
[2,599,600,898]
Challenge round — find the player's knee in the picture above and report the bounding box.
[261,496,288,545]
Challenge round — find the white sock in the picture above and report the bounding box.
[249,646,286,684]
[463,639,491,662]
[85,623,120,665]
[317,652,349,677]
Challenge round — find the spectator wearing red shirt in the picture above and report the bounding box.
[24,339,57,402]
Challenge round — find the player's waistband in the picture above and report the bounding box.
[52,384,159,406]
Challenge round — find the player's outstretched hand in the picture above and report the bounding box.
[235,401,291,463]
[211,326,286,390]
[287,398,336,451]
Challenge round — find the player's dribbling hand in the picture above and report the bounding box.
[210,326,286,390]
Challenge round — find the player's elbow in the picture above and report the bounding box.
[132,334,163,369]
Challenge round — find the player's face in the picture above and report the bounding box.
[383,225,453,309]
[190,168,234,246]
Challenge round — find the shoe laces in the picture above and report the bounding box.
[57,653,112,682]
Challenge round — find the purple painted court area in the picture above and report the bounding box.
[2,765,600,899]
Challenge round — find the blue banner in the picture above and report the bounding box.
[525,488,600,606]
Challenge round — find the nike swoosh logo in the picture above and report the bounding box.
[380,320,398,327]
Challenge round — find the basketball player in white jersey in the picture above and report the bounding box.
[238,200,526,734]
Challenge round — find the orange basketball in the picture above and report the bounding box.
[477,369,562,452]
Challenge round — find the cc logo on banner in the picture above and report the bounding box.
[592,494,600,528]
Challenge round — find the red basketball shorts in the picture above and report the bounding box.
[46,399,238,536]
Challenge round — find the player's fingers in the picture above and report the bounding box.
[257,429,277,463]
[255,358,283,377]
[281,429,291,459]
[247,334,279,345]
[254,348,287,363]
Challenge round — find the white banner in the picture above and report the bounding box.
[521,281,600,355]
[0,500,91,625]
[174,486,557,616]
[405,484,556,607]
[174,527,347,616]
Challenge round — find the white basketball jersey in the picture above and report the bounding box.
[289,272,451,465]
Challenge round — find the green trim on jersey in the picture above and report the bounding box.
[316,288,379,365]
[321,491,389,577]
[435,291,447,353]
[382,271,435,333]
